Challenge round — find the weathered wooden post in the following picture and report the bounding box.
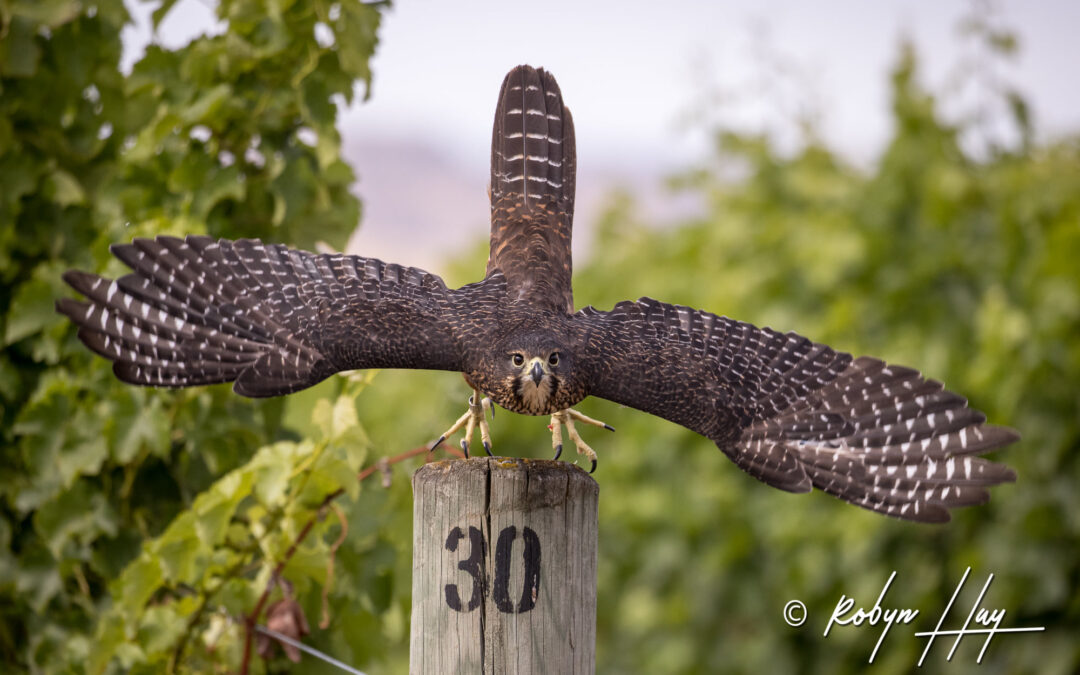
[410,457,598,674]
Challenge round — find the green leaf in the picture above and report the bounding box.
[336,2,380,91]
[311,398,333,439]
[125,108,182,163]
[15,546,63,613]
[155,512,201,582]
[12,380,112,512]
[0,147,42,212]
[250,441,299,507]
[9,0,82,26]
[115,552,164,619]
[5,277,61,345]
[180,84,232,125]
[89,613,129,675]
[107,390,170,463]
[60,433,108,485]
[283,540,329,586]
[34,479,118,559]
[331,394,359,439]
[297,451,353,505]
[192,164,245,218]
[193,470,254,547]
[314,125,341,170]
[0,16,42,77]
[137,605,187,657]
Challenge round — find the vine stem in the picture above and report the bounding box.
[238,443,462,674]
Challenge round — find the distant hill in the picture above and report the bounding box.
[341,135,702,276]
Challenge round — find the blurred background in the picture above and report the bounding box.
[1,1,1077,673]
[125,0,1080,273]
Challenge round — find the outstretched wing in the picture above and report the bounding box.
[574,297,1019,522]
[57,236,493,397]
[487,65,576,313]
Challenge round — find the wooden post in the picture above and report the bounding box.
[410,457,598,674]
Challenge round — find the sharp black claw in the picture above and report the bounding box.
[553,444,563,461]
[429,435,446,453]
[490,403,495,420]
[483,440,493,457]
[589,459,597,474]
[603,423,615,432]
[460,438,470,459]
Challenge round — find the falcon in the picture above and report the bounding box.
[56,65,1018,522]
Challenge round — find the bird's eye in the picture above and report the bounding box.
[512,353,525,367]
[548,353,560,367]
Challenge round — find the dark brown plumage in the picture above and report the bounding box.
[488,66,576,313]
[56,65,1019,522]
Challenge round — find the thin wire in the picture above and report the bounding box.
[253,625,368,675]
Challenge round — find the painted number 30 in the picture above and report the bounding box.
[444,525,541,614]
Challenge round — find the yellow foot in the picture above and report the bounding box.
[430,389,495,458]
[549,408,615,473]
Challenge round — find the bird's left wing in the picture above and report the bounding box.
[57,236,497,397]
[573,297,1018,522]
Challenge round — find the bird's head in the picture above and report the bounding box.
[498,334,570,414]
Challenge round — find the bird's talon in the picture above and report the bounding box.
[548,407,607,472]
[429,435,446,453]
[436,388,492,460]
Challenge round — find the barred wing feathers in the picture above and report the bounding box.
[56,236,477,398]
[487,64,576,313]
[575,298,1018,522]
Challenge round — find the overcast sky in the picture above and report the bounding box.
[123,0,1080,270]
[127,0,1080,165]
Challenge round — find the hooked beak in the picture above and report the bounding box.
[530,361,545,386]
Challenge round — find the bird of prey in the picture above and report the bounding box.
[56,65,1018,522]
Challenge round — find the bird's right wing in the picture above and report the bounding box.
[57,236,501,397]
[573,297,1019,522]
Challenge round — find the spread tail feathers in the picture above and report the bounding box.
[490,65,576,212]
